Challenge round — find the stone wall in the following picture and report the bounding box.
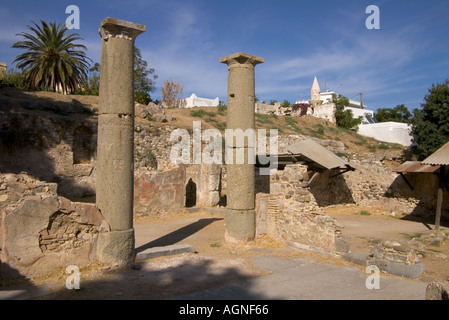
[255,164,349,254]
[134,165,185,216]
[184,164,224,208]
[0,173,108,279]
[310,102,336,124]
[255,154,449,230]
[341,156,448,218]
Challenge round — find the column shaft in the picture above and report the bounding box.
[96,17,145,265]
[220,52,264,242]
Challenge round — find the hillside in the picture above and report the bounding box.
[0,87,407,164]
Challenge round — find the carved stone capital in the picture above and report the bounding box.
[220,52,264,68]
[98,17,146,41]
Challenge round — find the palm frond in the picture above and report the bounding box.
[11,20,92,93]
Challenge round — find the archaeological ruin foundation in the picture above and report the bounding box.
[1,18,448,281]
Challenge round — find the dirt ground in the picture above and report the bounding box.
[324,205,449,284]
[10,205,445,300]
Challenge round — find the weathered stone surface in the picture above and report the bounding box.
[426,282,449,300]
[0,180,107,278]
[96,229,135,266]
[225,209,256,242]
[136,244,196,260]
[134,165,185,215]
[3,197,59,266]
[226,164,255,210]
[369,258,425,278]
[96,17,145,273]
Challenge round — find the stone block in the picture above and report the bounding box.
[208,173,220,191]
[96,229,135,266]
[342,251,370,266]
[225,209,255,242]
[207,191,220,207]
[426,282,449,300]
[96,114,134,230]
[136,244,196,260]
[74,202,105,226]
[2,197,60,266]
[226,164,255,210]
[369,258,425,278]
[134,166,185,215]
[98,39,135,115]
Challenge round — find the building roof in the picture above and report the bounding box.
[286,138,353,171]
[393,161,440,173]
[422,141,449,166]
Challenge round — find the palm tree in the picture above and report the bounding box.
[12,20,91,94]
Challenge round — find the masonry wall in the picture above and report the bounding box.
[255,165,349,254]
[0,173,107,279]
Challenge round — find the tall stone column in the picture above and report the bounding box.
[220,52,264,242]
[96,17,146,266]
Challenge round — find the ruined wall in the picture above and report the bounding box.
[255,164,349,254]
[134,165,185,216]
[340,156,448,218]
[0,173,107,279]
[255,155,448,225]
[0,102,97,200]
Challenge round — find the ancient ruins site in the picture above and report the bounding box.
[0,15,449,301]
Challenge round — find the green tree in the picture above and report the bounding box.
[411,79,449,160]
[375,104,412,123]
[332,93,362,130]
[74,62,100,95]
[134,47,157,104]
[280,100,291,108]
[12,20,91,94]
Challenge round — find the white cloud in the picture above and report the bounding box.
[257,29,419,104]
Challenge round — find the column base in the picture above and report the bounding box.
[224,209,255,243]
[96,229,135,266]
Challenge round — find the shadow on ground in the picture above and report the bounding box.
[136,218,223,252]
[33,255,277,300]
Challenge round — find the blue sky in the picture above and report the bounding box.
[0,0,448,112]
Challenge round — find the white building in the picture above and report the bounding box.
[319,90,375,125]
[357,122,413,146]
[183,93,219,108]
[297,77,413,146]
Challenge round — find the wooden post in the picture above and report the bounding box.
[435,165,446,230]
[435,187,443,230]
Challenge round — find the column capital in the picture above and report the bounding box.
[220,52,264,67]
[99,17,146,41]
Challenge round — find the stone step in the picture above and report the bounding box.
[136,244,196,261]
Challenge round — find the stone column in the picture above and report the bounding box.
[96,17,145,266]
[220,52,264,242]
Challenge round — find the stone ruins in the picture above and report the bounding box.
[220,52,264,243]
[0,18,448,283]
[95,17,146,266]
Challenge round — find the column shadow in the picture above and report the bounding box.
[135,218,223,253]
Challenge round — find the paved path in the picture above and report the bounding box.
[0,212,430,300]
[172,255,427,300]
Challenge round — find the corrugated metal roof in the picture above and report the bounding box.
[393,161,440,173]
[287,138,351,170]
[422,141,449,165]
